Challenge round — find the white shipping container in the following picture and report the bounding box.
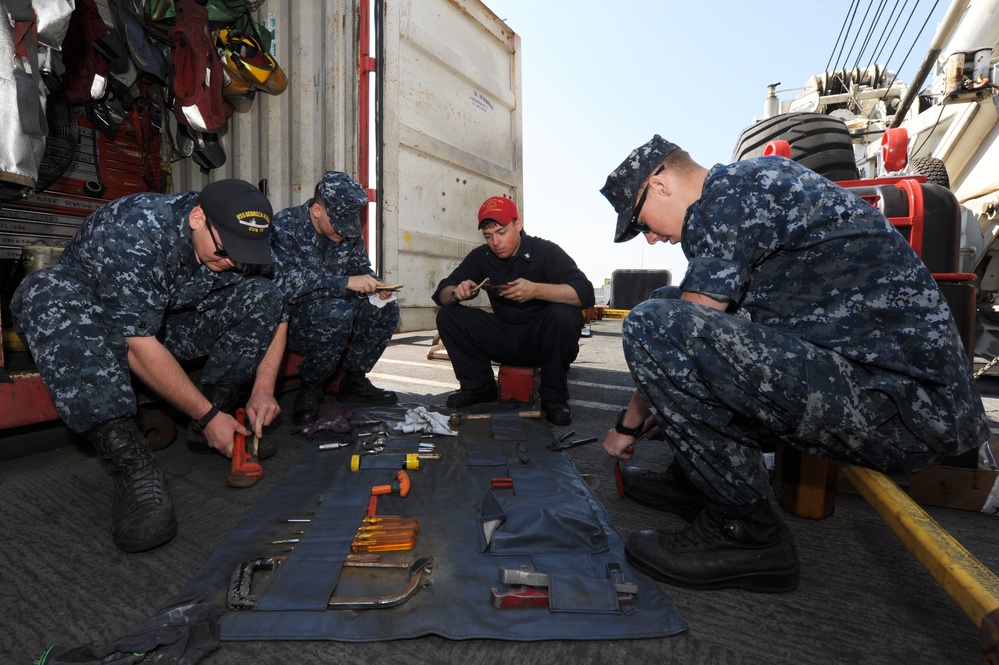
[172,0,522,332]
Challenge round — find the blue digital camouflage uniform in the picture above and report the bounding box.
[623,157,990,505]
[268,200,400,384]
[10,192,284,433]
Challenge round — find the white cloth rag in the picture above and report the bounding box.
[394,406,457,436]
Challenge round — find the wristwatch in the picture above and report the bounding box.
[192,404,220,432]
[614,409,643,437]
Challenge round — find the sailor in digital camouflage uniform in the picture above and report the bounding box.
[11,179,284,553]
[598,135,990,593]
[263,171,400,426]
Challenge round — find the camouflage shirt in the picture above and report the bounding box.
[268,200,375,310]
[679,156,987,445]
[59,192,245,338]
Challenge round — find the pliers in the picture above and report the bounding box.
[546,430,598,451]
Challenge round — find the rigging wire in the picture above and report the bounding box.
[867,0,910,73]
[882,0,941,92]
[827,0,943,98]
[829,0,862,76]
[839,0,877,72]
[826,0,861,74]
[876,3,922,85]
[852,0,891,71]
[909,101,948,156]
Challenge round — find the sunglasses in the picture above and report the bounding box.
[203,216,229,258]
[630,165,665,234]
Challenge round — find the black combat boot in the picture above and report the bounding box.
[540,399,572,426]
[445,382,498,408]
[619,460,712,521]
[88,418,177,553]
[293,380,325,425]
[336,372,397,405]
[625,499,800,593]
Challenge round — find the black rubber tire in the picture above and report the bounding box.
[909,155,950,189]
[731,112,860,182]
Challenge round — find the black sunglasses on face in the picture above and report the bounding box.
[203,216,229,258]
[630,165,665,234]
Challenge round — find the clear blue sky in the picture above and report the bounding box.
[481,0,952,290]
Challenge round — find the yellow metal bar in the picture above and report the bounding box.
[840,463,999,627]
[603,308,630,319]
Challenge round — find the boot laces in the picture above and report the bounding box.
[661,507,728,549]
[108,448,167,509]
[346,374,376,391]
[344,374,387,396]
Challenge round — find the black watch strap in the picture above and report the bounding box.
[193,405,220,432]
[614,409,642,437]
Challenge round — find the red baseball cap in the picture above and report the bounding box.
[477,196,519,228]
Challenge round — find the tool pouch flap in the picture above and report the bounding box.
[477,491,608,555]
[547,572,621,614]
[490,419,527,441]
[254,489,368,611]
[507,466,556,496]
[465,437,507,466]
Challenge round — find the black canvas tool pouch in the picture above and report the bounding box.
[169,405,686,641]
[476,489,608,555]
[253,489,368,611]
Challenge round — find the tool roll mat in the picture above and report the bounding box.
[174,404,687,641]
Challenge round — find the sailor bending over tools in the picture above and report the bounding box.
[12,180,283,552]
[598,135,989,593]
[264,171,400,426]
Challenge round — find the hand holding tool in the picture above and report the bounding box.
[467,277,490,297]
[250,415,263,457]
[227,408,263,488]
[613,446,634,498]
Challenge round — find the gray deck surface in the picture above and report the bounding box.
[2,318,997,664]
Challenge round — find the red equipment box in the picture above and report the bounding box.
[498,366,540,404]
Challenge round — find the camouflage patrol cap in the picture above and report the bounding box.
[600,135,680,243]
[315,171,369,238]
[197,179,273,264]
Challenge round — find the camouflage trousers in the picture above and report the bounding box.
[287,295,400,384]
[11,264,282,432]
[624,298,945,504]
